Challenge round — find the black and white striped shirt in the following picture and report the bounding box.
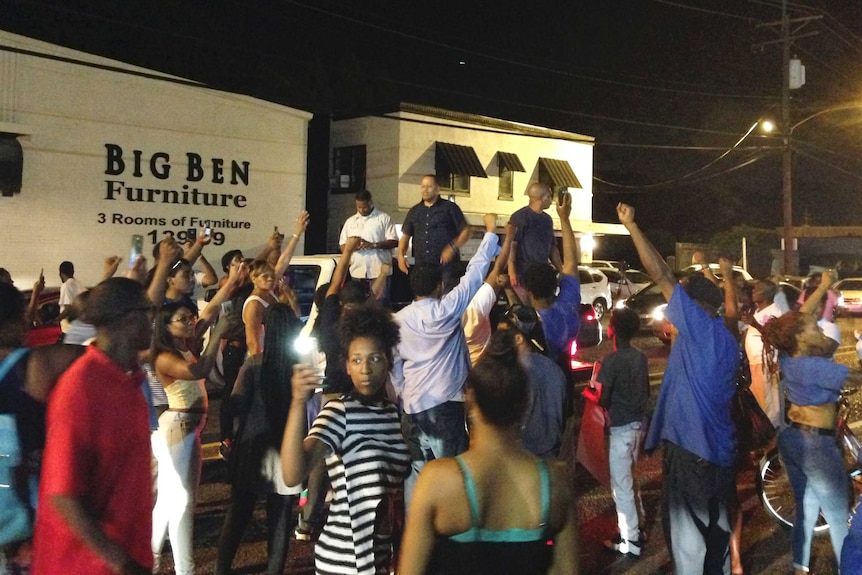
[308,395,410,575]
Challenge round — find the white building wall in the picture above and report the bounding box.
[0,31,311,288]
[393,111,594,227]
[328,116,400,252]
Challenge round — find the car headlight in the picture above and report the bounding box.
[651,304,667,322]
[614,299,627,309]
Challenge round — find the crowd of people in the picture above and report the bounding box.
[1,175,861,575]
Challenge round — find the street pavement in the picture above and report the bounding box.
[157,317,862,574]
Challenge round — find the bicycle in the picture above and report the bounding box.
[757,388,862,534]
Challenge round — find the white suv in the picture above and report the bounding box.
[577,265,612,320]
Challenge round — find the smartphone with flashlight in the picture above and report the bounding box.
[204,227,212,239]
[187,228,197,243]
[130,235,144,268]
[294,336,326,391]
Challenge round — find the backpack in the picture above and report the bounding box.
[0,348,36,545]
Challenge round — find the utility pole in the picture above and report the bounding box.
[781,0,794,275]
[755,1,820,275]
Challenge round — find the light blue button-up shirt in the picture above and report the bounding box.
[391,232,500,414]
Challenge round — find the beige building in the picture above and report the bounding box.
[326,104,627,260]
[0,30,311,288]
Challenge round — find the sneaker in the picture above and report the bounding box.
[603,534,642,558]
[294,519,316,541]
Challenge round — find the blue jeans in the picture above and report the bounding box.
[778,426,850,571]
[403,401,468,505]
[609,421,646,542]
[662,442,734,575]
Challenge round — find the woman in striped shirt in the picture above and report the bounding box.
[282,305,410,575]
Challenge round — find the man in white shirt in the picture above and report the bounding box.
[57,260,85,331]
[339,190,399,302]
[391,213,499,503]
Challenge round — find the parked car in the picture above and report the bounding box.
[833,278,862,316]
[18,286,63,346]
[577,265,612,320]
[682,263,753,281]
[616,282,668,339]
[588,260,627,270]
[594,267,651,303]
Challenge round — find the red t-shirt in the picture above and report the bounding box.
[32,346,153,574]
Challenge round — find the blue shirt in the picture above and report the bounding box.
[645,284,738,467]
[509,206,554,273]
[536,274,581,360]
[779,355,847,407]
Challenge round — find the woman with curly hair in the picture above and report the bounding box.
[398,330,579,575]
[761,311,862,574]
[282,305,410,575]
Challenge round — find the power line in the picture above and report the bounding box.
[795,149,862,182]
[593,123,773,189]
[594,153,771,193]
[651,0,759,22]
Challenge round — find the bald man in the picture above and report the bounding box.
[508,182,562,292]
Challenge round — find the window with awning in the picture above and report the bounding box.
[435,142,487,193]
[496,151,525,200]
[537,157,581,191]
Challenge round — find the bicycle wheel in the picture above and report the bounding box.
[757,449,830,534]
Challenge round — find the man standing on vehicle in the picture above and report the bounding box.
[339,189,399,302]
[398,174,471,292]
[617,202,737,575]
[508,182,561,301]
[520,192,581,363]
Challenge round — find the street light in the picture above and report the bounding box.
[780,102,862,275]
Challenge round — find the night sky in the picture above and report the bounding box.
[5,0,862,250]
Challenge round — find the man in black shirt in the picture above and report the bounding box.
[398,174,470,292]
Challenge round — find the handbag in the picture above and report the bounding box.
[730,352,775,453]
[0,348,36,546]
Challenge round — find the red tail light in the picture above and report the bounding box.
[585,312,596,322]
[569,339,579,369]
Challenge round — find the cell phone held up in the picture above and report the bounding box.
[129,234,144,268]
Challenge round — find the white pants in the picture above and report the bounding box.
[609,421,646,542]
[151,411,206,575]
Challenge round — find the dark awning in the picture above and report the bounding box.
[497,151,525,172]
[436,142,487,177]
[537,157,581,189]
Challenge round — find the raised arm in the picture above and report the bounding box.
[281,364,330,486]
[557,193,580,278]
[197,262,244,328]
[440,223,472,264]
[327,236,361,298]
[486,223,513,289]
[799,270,834,315]
[692,251,719,286]
[274,211,310,277]
[147,237,182,308]
[617,203,676,302]
[719,257,739,339]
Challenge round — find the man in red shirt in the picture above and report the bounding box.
[33,277,154,575]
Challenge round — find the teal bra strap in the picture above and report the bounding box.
[537,459,551,530]
[454,455,481,529]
